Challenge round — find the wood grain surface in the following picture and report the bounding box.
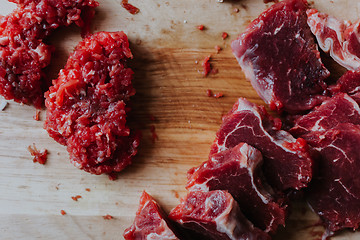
[0,0,359,239]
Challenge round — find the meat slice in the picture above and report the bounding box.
[328,70,360,104]
[210,98,313,191]
[231,0,329,113]
[307,9,360,71]
[169,190,270,240]
[187,143,286,233]
[305,124,360,234]
[44,31,140,176]
[124,191,180,240]
[0,0,98,108]
[290,93,360,137]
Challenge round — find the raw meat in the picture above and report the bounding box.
[124,191,180,240]
[169,190,270,240]
[0,0,98,108]
[289,94,360,233]
[307,9,360,71]
[187,143,286,233]
[290,93,360,137]
[328,70,360,104]
[231,0,329,113]
[305,124,360,234]
[44,31,140,175]
[210,98,313,191]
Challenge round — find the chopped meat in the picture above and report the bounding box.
[290,93,360,137]
[289,94,360,234]
[231,0,329,113]
[169,190,270,240]
[121,0,140,15]
[0,0,98,108]
[202,55,212,77]
[210,98,313,191]
[103,214,113,220]
[187,143,286,233]
[124,191,181,240]
[328,70,360,104]
[44,31,140,176]
[60,210,66,215]
[307,9,360,71]
[28,144,47,165]
[306,124,360,234]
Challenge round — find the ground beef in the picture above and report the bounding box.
[0,0,98,108]
[44,31,140,176]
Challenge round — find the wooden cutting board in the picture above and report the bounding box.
[0,0,359,239]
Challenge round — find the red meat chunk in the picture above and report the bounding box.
[290,94,360,235]
[210,98,313,191]
[169,190,270,240]
[231,0,329,113]
[291,93,360,137]
[0,0,98,108]
[124,191,180,240]
[187,143,286,233]
[328,70,360,104]
[307,9,360,71]
[44,31,140,175]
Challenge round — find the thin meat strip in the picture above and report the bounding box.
[210,98,313,191]
[124,191,181,240]
[169,190,270,240]
[44,31,140,176]
[0,0,98,108]
[307,8,360,71]
[187,143,286,233]
[231,0,329,113]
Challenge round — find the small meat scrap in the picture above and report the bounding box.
[232,0,329,113]
[0,0,99,108]
[290,94,360,235]
[60,210,66,215]
[103,214,113,220]
[328,70,360,104]
[214,45,222,53]
[169,190,270,240]
[28,143,47,165]
[307,9,360,71]
[187,143,286,233]
[124,191,182,240]
[121,0,140,14]
[85,188,91,192]
[210,98,313,191]
[33,110,40,121]
[197,25,205,30]
[206,90,224,98]
[221,32,228,40]
[44,32,140,176]
[201,55,212,77]
[71,195,82,201]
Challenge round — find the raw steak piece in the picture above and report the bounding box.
[307,9,360,71]
[210,98,313,191]
[124,191,180,240]
[328,70,360,104]
[169,190,270,240]
[290,93,360,137]
[0,0,98,108]
[44,31,140,176]
[305,124,360,234]
[187,143,286,233]
[231,0,329,113]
